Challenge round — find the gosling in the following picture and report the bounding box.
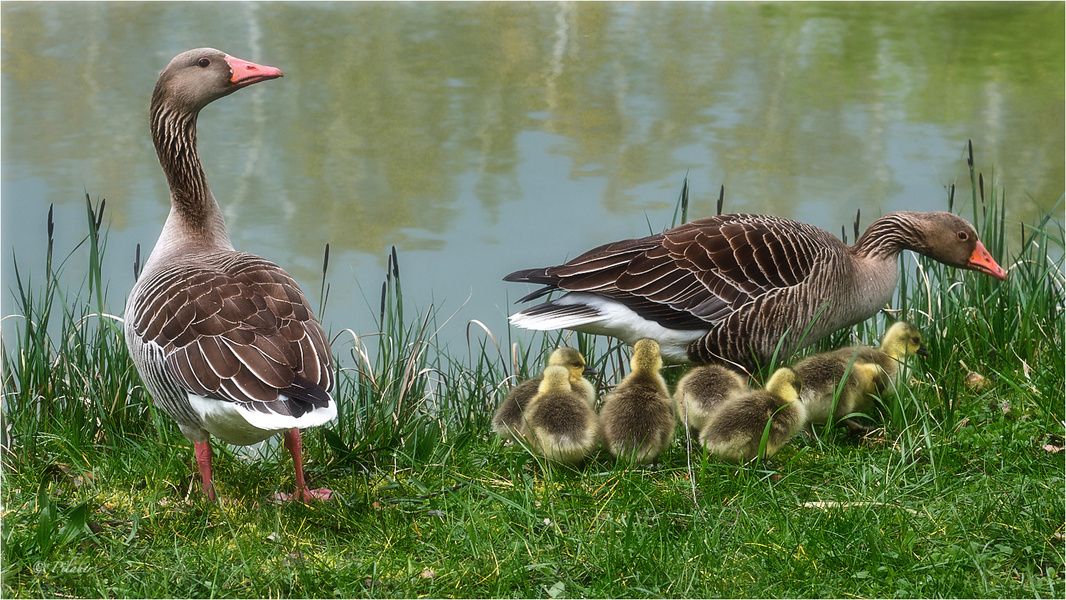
[599,339,676,465]
[518,366,600,465]
[492,347,596,441]
[700,367,806,464]
[794,321,928,430]
[674,365,748,436]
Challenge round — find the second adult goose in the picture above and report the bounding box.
[505,212,1006,368]
[124,49,335,502]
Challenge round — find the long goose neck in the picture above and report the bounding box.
[149,93,231,250]
[851,212,923,260]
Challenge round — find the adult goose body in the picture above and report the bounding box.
[505,211,1006,369]
[124,48,335,502]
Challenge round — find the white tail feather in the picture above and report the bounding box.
[188,394,337,446]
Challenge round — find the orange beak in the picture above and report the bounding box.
[225,55,283,87]
[967,241,1007,280]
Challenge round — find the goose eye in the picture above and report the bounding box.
[197,57,211,68]
[957,231,969,241]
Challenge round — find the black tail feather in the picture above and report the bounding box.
[504,267,560,303]
[246,375,332,419]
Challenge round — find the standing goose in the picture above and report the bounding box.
[504,212,1006,368]
[124,49,335,502]
[492,347,596,441]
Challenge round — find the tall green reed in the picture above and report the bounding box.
[892,141,1064,429]
[323,247,442,469]
[2,196,152,472]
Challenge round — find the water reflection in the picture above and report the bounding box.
[2,2,1062,344]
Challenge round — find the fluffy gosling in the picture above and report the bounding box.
[599,339,676,464]
[674,365,748,436]
[794,321,927,430]
[518,366,600,465]
[492,347,596,441]
[701,367,806,464]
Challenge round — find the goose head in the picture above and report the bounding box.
[548,347,596,383]
[906,212,1007,280]
[153,48,282,114]
[880,322,930,360]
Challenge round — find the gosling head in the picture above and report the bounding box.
[880,322,930,360]
[547,347,595,383]
[538,365,573,394]
[630,339,664,374]
[764,367,802,402]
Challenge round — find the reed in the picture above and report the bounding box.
[2,196,156,471]
[891,143,1064,431]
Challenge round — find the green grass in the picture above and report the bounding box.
[2,149,1063,598]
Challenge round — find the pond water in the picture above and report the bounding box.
[2,2,1063,353]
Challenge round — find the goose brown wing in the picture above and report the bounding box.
[131,253,333,417]
[512,214,835,328]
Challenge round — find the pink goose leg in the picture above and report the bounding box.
[193,441,217,501]
[274,428,334,502]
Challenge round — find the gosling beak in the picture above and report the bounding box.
[967,241,1007,281]
[917,345,931,357]
[583,367,598,377]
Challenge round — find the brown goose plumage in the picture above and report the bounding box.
[505,212,1006,369]
[124,48,334,502]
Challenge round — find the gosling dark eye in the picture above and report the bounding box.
[197,57,211,68]
[957,231,969,242]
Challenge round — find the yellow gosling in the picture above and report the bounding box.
[599,339,676,465]
[518,366,600,465]
[492,347,596,441]
[701,367,806,464]
[674,364,748,436]
[794,321,927,430]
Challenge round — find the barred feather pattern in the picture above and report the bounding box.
[150,104,209,218]
[508,213,900,367]
[125,250,334,443]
